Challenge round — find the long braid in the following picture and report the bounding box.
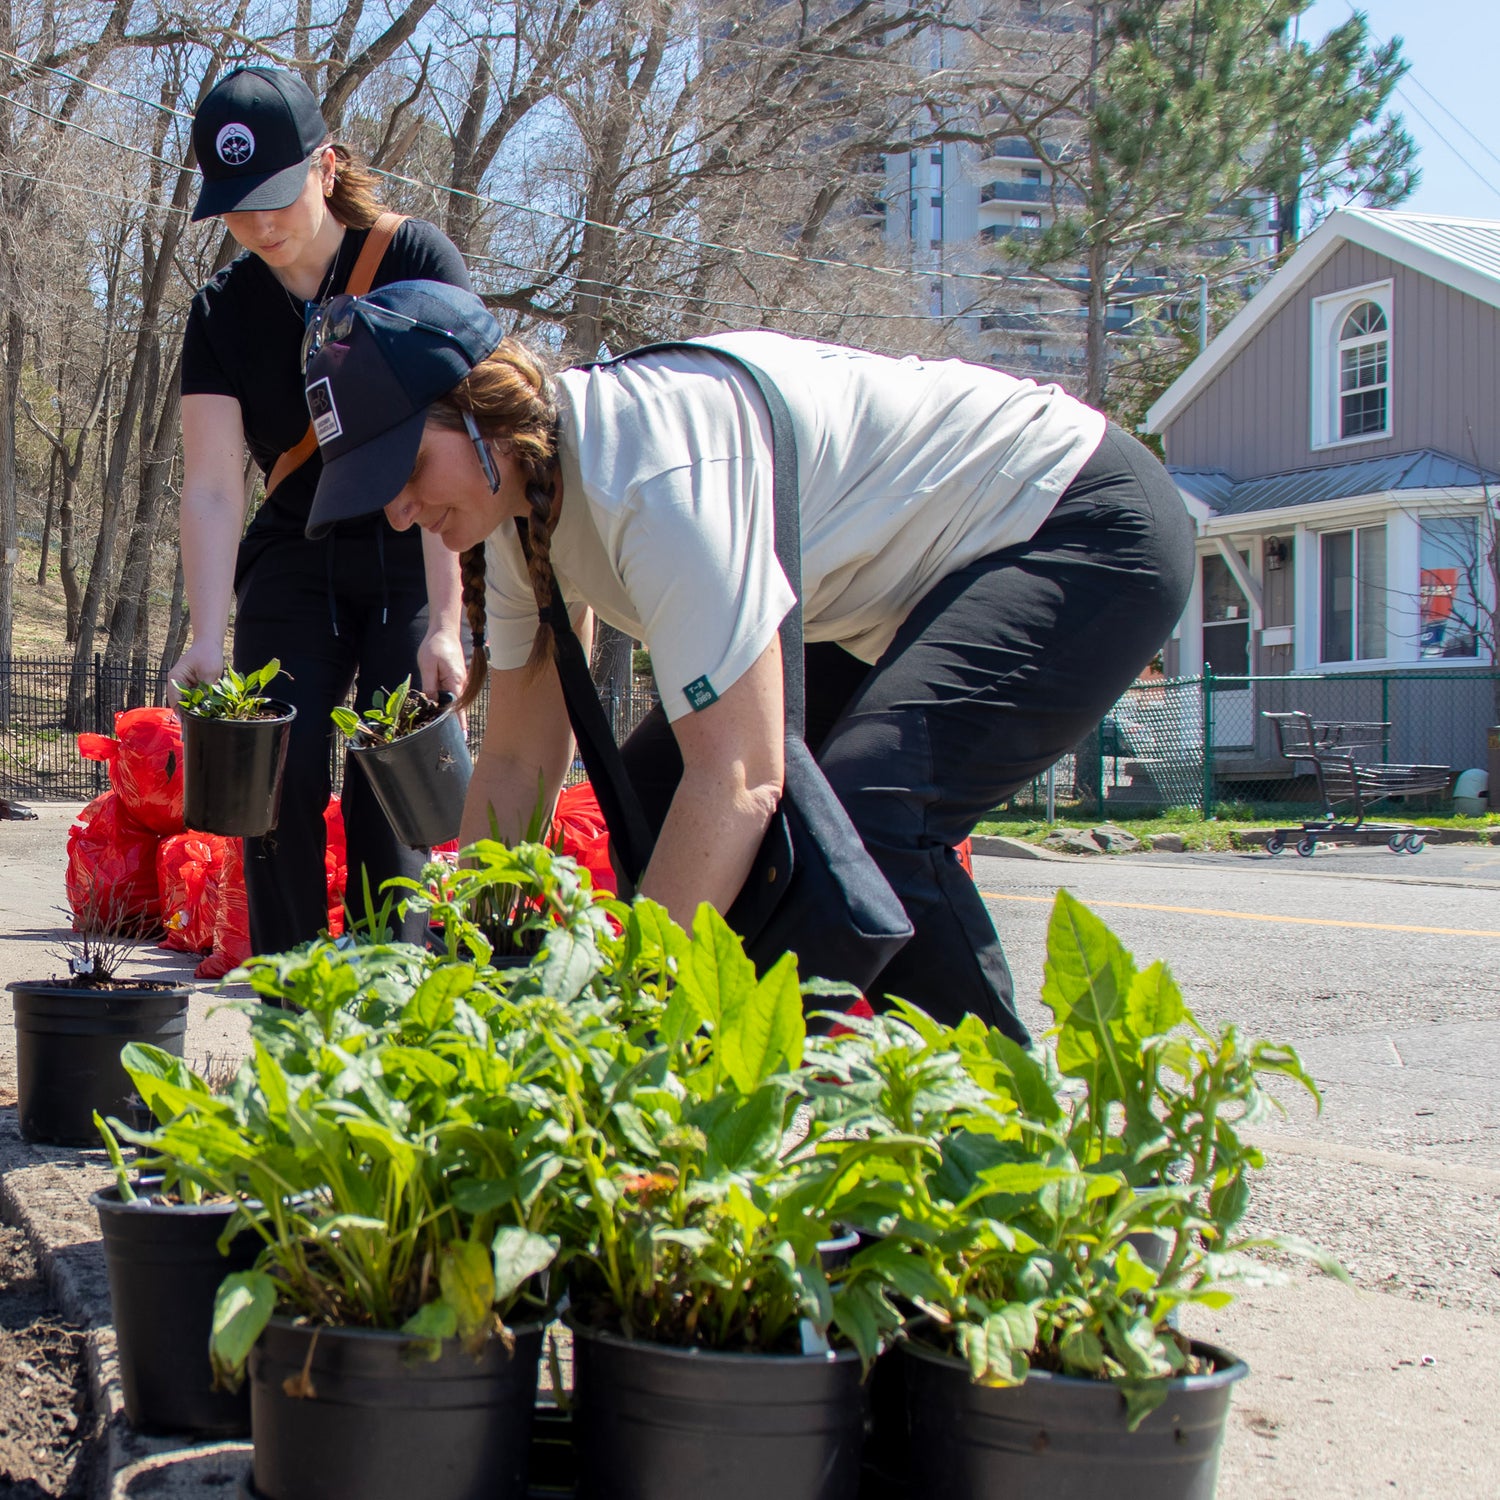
[428,336,562,682]
[455,543,489,713]
[521,476,562,678]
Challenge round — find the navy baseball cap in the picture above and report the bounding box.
[191,67,328,222]
[303,281,503,539]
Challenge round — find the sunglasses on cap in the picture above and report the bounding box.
[302,294,500,493]
[300,294,482,374]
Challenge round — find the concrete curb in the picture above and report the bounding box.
[969,834,1073,861]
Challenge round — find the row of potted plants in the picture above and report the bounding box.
[92,842,1339,1500]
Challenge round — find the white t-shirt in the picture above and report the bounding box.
[485,331,1106,721]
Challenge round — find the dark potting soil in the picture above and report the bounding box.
[0,1225,97,1498]
[20,980,181,994]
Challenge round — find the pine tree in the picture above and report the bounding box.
[980,0,1416,412]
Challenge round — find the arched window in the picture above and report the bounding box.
[1337,299,1390,440]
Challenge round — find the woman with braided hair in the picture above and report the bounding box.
[303,279,1193,1043]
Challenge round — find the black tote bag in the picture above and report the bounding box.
[537,343,912,993]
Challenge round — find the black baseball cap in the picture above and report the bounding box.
[303,281,504,539]
[191,66,328,222]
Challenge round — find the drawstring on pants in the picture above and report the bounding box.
[325,532,339,637]
[324,524,392,638]
[376,525,389,625]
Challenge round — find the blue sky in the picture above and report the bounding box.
[1302,0,1500,218]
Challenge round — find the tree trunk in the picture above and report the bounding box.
[58,466,80,642]
[38,445,56,585]
[105,341,180,677]
[158,553,188,702]
[0,307,23,718]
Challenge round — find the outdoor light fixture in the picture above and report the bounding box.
[1265,536,1288,570]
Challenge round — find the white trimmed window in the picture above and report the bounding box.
[1319,523,1386,662]
[1311,281,1394,449]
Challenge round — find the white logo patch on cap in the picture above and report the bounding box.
[307,378,343,445]
[216,122,256,165]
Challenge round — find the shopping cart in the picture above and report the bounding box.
[1261,710,1451,856]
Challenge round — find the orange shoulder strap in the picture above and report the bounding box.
[265,211,408,499]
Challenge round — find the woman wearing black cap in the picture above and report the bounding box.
[170,67,474,953]
[301,280,1193,1044]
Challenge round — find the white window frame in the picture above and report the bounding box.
[1310,279,1394,451]
[1316,521,1388,664]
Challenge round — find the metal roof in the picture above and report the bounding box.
[1168,449,1499,517]
[1364,210,1500,285]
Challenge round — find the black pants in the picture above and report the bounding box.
[618,423,1194,1044]
[233,520,432,954]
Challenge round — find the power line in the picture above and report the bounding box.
[1334,3,1500,205]
[2,45,1052,297]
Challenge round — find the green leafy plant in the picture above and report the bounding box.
[106,952,567,1387]
[175,659,286,720]
[330,676,440,746]
[552,905,922,1365]
[872,889,1343,1423]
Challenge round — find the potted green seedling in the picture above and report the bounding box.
[332,676,471,847]
[870,891,1342,1500]
[175,658,295,836]
[551,905,917,1500]
[5,884,191,1145]
[142,931,576,1500]
[91,1050,260,1437]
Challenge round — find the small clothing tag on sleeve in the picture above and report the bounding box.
[683,675,719,711]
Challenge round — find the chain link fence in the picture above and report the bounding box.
[0,654,660,803]
[1033,668,1498,821]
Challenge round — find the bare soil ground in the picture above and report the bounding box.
[0,1224,96,1498]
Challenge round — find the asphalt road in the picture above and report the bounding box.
[976,841,1500,1320]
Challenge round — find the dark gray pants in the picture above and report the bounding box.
[621,423,1194,1044]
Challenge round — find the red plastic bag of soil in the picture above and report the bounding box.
[76,707,184,836]
[325,797,347,938]
[65,792,162,932]
[196,841,250,980]
[551,781,616,894]
[156,832,230,954]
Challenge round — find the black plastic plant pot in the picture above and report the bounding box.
[7,980,190,1145]
[248,1317,543,1500]
[180,702,296,837]
[902,1336,1248,1500]
[90,1186,260,1436]
[569,1321,868,1500]
[348,706,472,848]
[527,1397,578,1497]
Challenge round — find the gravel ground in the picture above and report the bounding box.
[1240,1149,1500,1317]
[0,1224,96,1498]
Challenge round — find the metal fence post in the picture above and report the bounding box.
[1201,668,1215,819]
[1381,674,1390,763]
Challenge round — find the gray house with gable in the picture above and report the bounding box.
[1144,208,1499,770]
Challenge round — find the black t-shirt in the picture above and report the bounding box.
[180,217,471,533]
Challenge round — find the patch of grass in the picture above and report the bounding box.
[974,802,1498,853]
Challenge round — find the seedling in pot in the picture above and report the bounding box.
[175,659,287,720]
[331,676,444,747]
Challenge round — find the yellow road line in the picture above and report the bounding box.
[977,891,1500,939]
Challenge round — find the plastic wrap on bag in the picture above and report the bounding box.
[157,832,230,954]
[65,792,162,932]
[552,781,616,894]
[77,708,185,836]
[325,797,348,937]
[196,841,250,980]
